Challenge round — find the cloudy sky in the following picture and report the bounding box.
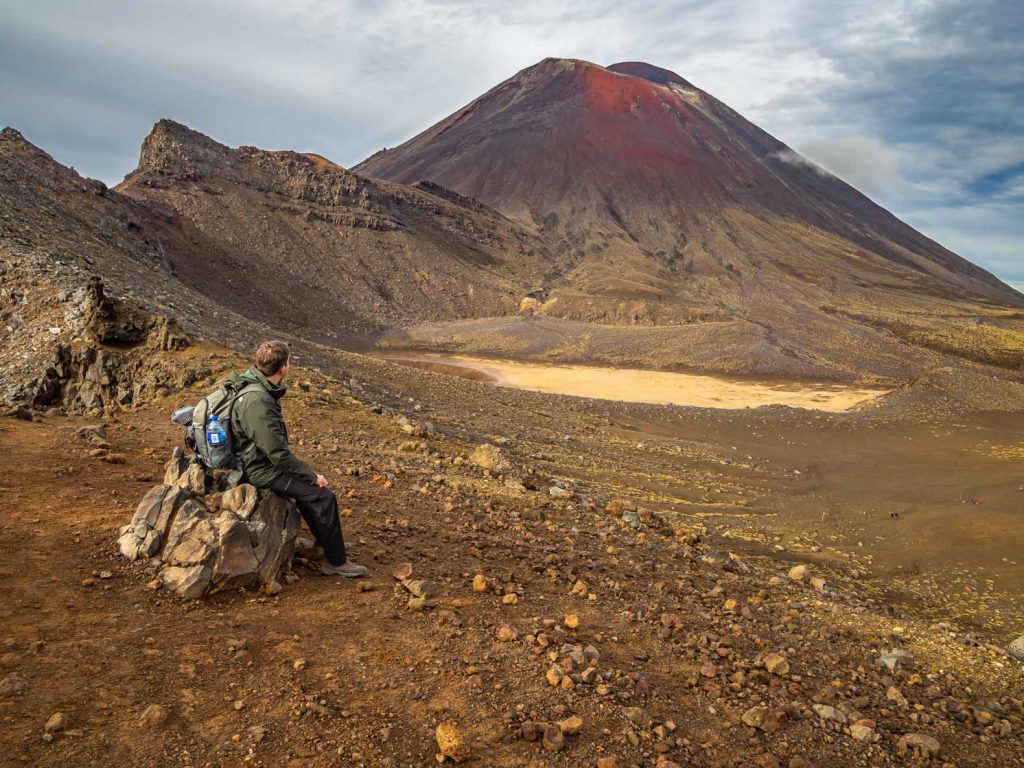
[2,0,1022,281]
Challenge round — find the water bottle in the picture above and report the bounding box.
[206,413,227,447]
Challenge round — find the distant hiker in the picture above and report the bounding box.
[225,341,367,578]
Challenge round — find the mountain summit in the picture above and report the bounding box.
[356,58,1022,377]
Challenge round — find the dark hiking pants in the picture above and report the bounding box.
[269,474,347,565]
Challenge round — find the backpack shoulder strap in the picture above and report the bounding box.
[224,381,264,431]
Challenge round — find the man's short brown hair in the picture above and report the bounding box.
[255,340,290,376]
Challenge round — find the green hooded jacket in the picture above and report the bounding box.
[224,366,317,488]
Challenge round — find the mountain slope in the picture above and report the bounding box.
[356,58,1024,377]
[115,120,557,340]
[0,122,559,406]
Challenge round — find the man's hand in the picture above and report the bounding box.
[315,474,329,489]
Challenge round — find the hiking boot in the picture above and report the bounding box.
[321,560,367,578]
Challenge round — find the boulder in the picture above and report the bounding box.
[118,484,192,560]
[741,706,779,733]
[435,723,470,762]
[249,491,300,584]
[211,514,261,590]
[174,462,206,495]
[160,565,212,599]
[119,452,300,598]
[222,484,258,518]
[1007,636,1024,660]
[898,732,940,757]
[163,504,217,566]
[469,443,509,472]
[163,447,189,484]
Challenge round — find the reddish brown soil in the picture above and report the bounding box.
[2,350,1023,767]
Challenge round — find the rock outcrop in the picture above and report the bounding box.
[1,268,191,413]
[118,449,300,597]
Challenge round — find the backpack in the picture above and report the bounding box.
[187,380,261,470]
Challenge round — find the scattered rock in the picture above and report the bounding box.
[472,574,489,592]
[520,721,543,742]
[812,704,847,724]
[850,723,877,742]
[546,666,564,686]
[138,703,169,729]
[558,715,583,735]
[542,724,564,751]
[0,673,27,697]
[877,649,914,672]
[897,732,941,758]
[469,444,509,472]
[408,596,436,611]
[741,706,779,733]
[788,564,808,581]
[393,562,413,580]
[435,723,470,762]
[6,405,34,421]
[763,652,790,676]
[622,707,652,728]
[402,579,436,599]
[496,624,517,642]
[1006,636,1024,660]
[45,712,66,733]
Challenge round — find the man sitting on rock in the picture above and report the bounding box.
[226,340,367,578]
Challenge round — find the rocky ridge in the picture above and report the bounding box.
[116,119,558,336]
